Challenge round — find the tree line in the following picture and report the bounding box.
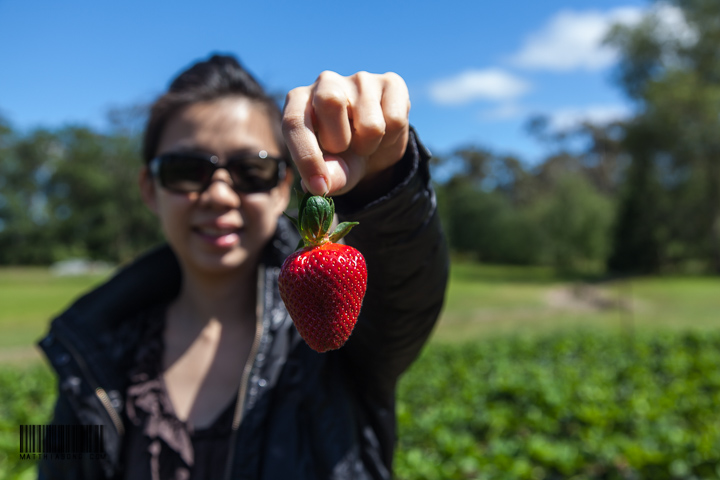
[1,0,718,275]
[0,117,162,265]
[437,0,720,275]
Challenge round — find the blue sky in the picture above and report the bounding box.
[1,0,678,164]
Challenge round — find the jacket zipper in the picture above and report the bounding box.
[54,332,125,436]
[223,265,266,480]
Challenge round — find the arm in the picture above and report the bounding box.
[282,72,448,393]
[335,127,449,394]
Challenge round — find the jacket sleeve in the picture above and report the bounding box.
[334,128,449,398]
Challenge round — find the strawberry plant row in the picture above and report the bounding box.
[396,331,720,479]
[2,330,720,479]
[0,363,55,479]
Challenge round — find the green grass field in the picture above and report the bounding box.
[434,263,720,342]
[1,264,720,480]
[1,263,719,363]
[0,267,109,362]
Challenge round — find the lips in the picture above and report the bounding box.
[192,221,243,248]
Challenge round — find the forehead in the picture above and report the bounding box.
[157,97,280,155]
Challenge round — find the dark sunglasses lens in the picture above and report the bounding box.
[159,155,213,192]
[227,157,280,193]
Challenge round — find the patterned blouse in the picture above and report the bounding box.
[121,305,236,480]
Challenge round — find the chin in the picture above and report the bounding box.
[181,248,256,278]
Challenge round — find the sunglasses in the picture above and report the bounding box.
[149,150,287,194]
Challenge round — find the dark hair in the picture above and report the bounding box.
[142,54,289,164]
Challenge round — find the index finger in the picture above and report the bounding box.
[282,86,330,196]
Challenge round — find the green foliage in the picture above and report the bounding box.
[2,332,720,479]
[534,174,615,274]
[0,331,720,480]
[0,122,163,266]
[396,331,720,480]
[438,178,543,265]
[435,168,615,274]
[607,134,665,274]
[0,364,55,480]
[606,0,720,273]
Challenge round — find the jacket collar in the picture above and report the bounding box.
[40,216,298,382]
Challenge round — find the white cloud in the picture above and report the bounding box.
[509,3,696,72]
[428,68,531,105]
[545,104,631,130]
[509,7,644,71]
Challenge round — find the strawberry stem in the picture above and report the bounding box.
[285,191,359,249]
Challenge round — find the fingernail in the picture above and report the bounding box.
[307,175,328,196]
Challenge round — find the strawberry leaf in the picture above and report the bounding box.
[283,211,300,231]
[283,191,358,250]
[329,222,359,243]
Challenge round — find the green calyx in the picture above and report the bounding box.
[284,191,359,250]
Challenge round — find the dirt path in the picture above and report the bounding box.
[545,283,634,312]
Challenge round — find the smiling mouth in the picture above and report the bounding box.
[193,226,243,247]
[194,226,242,236]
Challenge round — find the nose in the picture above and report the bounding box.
[198,168,241,208]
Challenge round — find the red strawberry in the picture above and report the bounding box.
[279,193,367,352]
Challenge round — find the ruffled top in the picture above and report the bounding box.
[122,305,237,480]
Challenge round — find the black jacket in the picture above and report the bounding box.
[37,130,448,480]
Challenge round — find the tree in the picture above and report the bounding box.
[526,115,628,196]
[47,126,163,264]
[436,175,544,265]
[0,127,65,264]
[606,0,720,272]
[0,120,163,265]
[535,173,616,274]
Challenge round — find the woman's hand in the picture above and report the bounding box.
[282,71,411,196]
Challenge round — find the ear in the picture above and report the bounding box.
[138,166,159,215]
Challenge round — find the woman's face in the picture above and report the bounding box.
[140,97,291,278]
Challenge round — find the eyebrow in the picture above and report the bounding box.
[227,148,272,157]
[163,145,212,155]
[165,145,276,158]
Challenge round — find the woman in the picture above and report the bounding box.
[38,54,448,480]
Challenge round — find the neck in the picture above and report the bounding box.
[172,260,259,329]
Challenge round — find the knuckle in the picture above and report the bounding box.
[356,117,386,137]
[314,89,347,113]
[284,86,308,105]
[318,134,348,155]
[281,113,306,135]
[352,70,373,83]
[383,71,406,86]
[384,110,408,133]
[295,150,319,166]
[316,70,340,84]
[284,88,299,102]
